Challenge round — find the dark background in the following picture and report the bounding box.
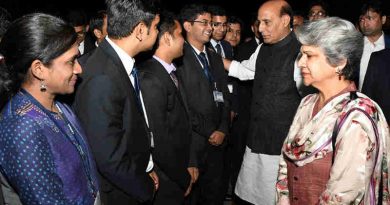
[1,0,389,38]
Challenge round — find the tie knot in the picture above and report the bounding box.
[199,52,206,58]
[131,67,138,76]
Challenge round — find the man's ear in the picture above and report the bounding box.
[93,29,103,40]
[282,15,291,28]
[30,60,46,80]
[183,21,191,33]
[133,22,145,41]
[382,15,386,25]
[162,32,172,46]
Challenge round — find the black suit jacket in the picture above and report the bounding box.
[138,58,192,190]
[73,39,154,204]
[234,37,259,61]
[207,40,234,60]
[362,48,390,122]
[354,34,390,88]
[174,43,230,166]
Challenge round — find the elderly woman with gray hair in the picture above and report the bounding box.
[276,17,390,205]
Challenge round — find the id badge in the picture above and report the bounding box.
[213,91,224,103]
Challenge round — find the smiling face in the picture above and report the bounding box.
[43,43,82,95]
[298,45,340,89]
[184,12,213,48]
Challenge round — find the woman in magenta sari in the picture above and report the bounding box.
[0,13,99,204]
[276,17,390,205]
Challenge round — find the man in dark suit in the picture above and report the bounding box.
[177,4,231,205]
[207,5,234,60]
[362,48,390,123]
[356,1,390,91]
[73,0,160,204]
[138,12,196,205]
[78,10,108,67]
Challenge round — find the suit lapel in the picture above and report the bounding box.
[151,59,189,115]
[99,39,143,115]
[184,43,212,85]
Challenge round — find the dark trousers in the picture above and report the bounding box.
[187,144,226,205]
[152,166,185,205]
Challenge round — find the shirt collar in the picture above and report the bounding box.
[364,32,385,47]
[153,55,176,74]
[187,41,207,55]
[210,39,220,48]
[255,37,260,45]
[78,40,85,55]
[105,36,135,76]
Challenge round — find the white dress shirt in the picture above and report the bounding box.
[228,43,304,94]
[106,36,154,172]
[359,33,385,91]
[78,40,85,55]
[210,39,226,58]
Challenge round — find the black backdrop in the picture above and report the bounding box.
[1,0,389,38]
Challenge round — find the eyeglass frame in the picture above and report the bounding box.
[211,22,228,28]
[189,20,213,27]
[308,11,326,18]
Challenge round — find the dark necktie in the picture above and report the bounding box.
[131,67,142,110]
[170,71,179,88]
[215,43,222,56]
[198,52,213,83]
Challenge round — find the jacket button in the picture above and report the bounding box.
[293,176,298,181]
[293,196,298,201]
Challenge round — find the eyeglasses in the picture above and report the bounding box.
[212,22,227,28]
[189,20,212,27]
[308,11,326,18]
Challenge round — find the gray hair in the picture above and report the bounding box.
[295,17,363,80]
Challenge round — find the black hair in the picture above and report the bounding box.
[0,13,77,102]
[361,0,385,17]
[179,4,209,24]
[0,7,11,39]
[208,5,227,17]
[64,9,88,27]
[280,2,294,29]
[89,10,107,33]
[155,11,178,48]
[308,0,329,16]
[106,0,158,39]
[228,16,244,27]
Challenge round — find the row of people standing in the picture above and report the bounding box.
[0,0,231,205]
[1,0,390,205]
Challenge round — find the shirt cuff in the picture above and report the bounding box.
[145,154,154,172]
[228,60,240,78]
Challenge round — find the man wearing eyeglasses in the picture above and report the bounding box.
[176,4,230,205]
[207,6,234,60]
[307,0,328,21]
